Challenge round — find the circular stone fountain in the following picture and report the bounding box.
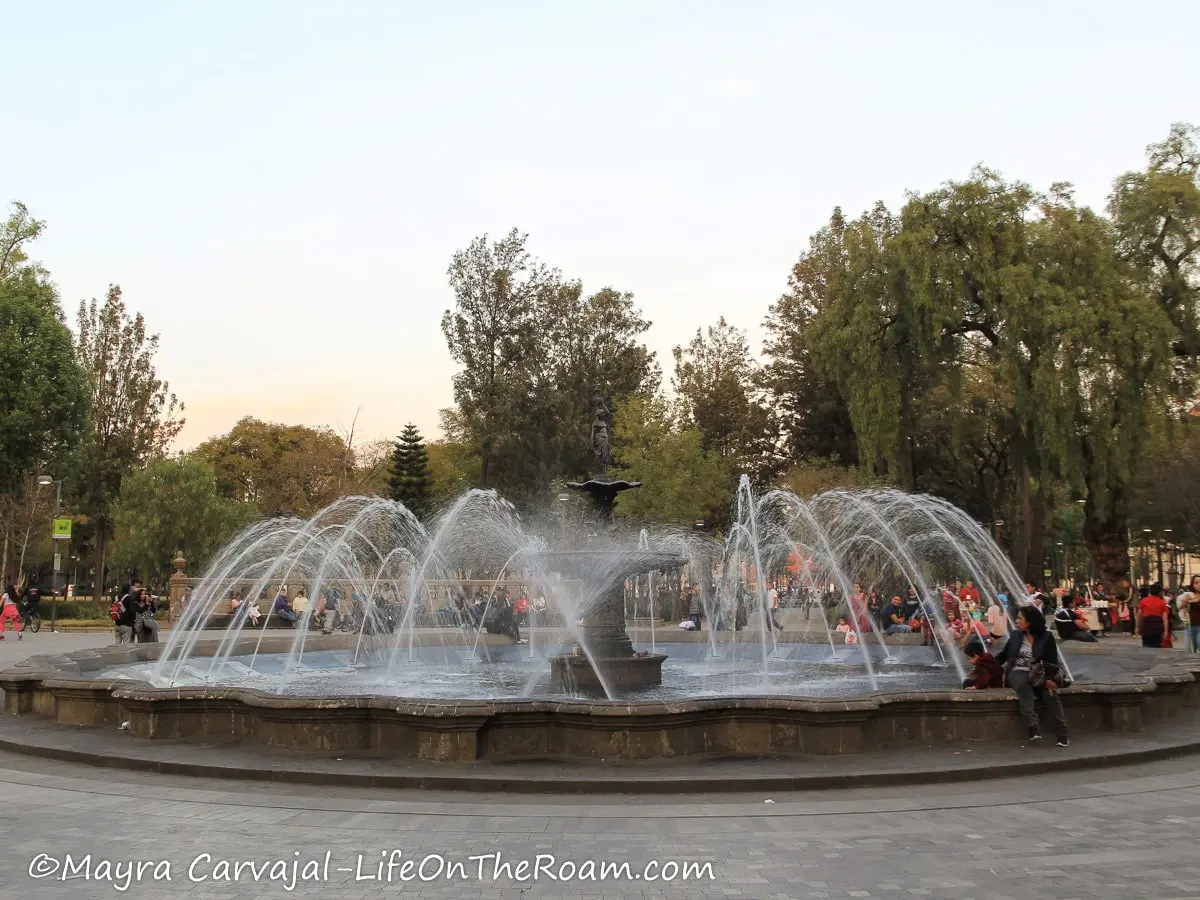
[4,483,1200,764]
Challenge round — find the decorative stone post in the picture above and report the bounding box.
[168,551,188,621]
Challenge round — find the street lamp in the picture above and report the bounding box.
[37,474,65,599]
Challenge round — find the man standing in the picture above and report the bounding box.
[116,581,140,644]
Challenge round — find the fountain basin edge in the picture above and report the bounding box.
[3,639,1199,762]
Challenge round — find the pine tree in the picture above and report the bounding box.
[388,424,434,520]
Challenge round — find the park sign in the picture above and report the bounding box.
[52,518,72,540]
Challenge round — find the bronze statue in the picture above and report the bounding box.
[591,392,612,473]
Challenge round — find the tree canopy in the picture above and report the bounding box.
[110,455,256,587]
[195,417,353,519]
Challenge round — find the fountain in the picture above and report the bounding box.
[5,393,1191,765]
[548,392,680,692]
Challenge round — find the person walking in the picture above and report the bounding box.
[994,606,1070,746]
[1137,583,1171,649]
[0,585,22,641]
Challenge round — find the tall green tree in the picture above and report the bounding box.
[0,203,89,585]
[672,317,773,480]
[612,394,731,527]
[441,230,656,504]
[76,286,183,599]
[388,424,435,520]
[195,417,352,518]
[110,456,257,588]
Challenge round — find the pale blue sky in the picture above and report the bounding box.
[4,1,1197,448]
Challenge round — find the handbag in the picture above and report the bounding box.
[1029,659,1072,690]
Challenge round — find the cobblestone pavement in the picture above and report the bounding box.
[0,748,1199,900]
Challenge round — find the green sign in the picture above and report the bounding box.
[1043,568,1052,578]
[52,518,72,540]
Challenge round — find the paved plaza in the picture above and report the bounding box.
[3,634,1200,899]
[0,733,1197,899]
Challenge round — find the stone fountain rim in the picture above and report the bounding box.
[1,638,1192,718]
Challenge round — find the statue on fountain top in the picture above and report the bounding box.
[591,391,612,475]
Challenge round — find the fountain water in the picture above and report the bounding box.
[143,479,1027,703]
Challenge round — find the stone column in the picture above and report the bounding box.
[167,552,188,621]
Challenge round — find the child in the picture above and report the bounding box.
[835,616,858,645]
[962,640,1004,690]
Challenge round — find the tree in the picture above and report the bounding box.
[0,202,46,280]
[76,286,183,598]
[110,456,256,588]
[612,395,732,527]
[672,317,773,479]
[0,212,89,584]
[195,417,353,518]
[388,424,435,519]
[761,270,858,468]
[426,438,481,503]
[441,229,554,495]
[441,230,656,504]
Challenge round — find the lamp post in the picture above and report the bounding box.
[38,474,65,630]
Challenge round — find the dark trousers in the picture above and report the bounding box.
[1142,633,1163,648]
[1008,668,1068,739]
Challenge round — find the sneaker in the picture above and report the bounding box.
[1056,738,1070,748]
[1028,727,1043,742]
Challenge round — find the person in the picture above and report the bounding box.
[962,640,1004,689]
[1054,604,1097,643]
[867,590,883,624]
[135,588,159,643]
[958,579,981,606]
[229,590,244,622]
[903,587,921,622]
[116,582,140,643]
[687,586,701,630]
[0,585,22,641]
[246,595,262,627]
[180,586,193,612]
[485,592,525,644]
[514,590,530,627]
[994,606,1069,746]
[884,596,911,634]
[273,588,298,625]
[1137,583,1170,649]
[1116,596,1134,635]
[292,587,310,617]
[1180,575,1200,653]
[767,585,783,632]
[986,599,1009,641]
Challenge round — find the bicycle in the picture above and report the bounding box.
[20,606,41,634]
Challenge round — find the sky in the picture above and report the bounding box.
[4,1,1198,450]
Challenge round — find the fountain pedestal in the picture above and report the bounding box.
[549,579,667,693]
[541,474,677,696]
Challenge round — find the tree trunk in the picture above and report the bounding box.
[1026,481,1049,586]
[1084,513,1130,600]
[92,523,108,602]
[1014,469,1033,578]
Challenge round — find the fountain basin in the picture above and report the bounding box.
[550,651,667,693]
[3,637,1197,763]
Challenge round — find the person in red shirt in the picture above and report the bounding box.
[958,580,981,605]
[1137,583,1171,649]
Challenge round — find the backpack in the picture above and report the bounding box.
[109,599,122,621]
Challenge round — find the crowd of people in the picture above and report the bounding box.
[109,580,160,644]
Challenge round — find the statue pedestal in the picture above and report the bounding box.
[550,651,666,695]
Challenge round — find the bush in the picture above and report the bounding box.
[44,600,112,620]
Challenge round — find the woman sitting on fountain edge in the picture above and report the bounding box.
[993,606,1069,747]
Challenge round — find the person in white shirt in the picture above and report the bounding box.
[767,586,782,631]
